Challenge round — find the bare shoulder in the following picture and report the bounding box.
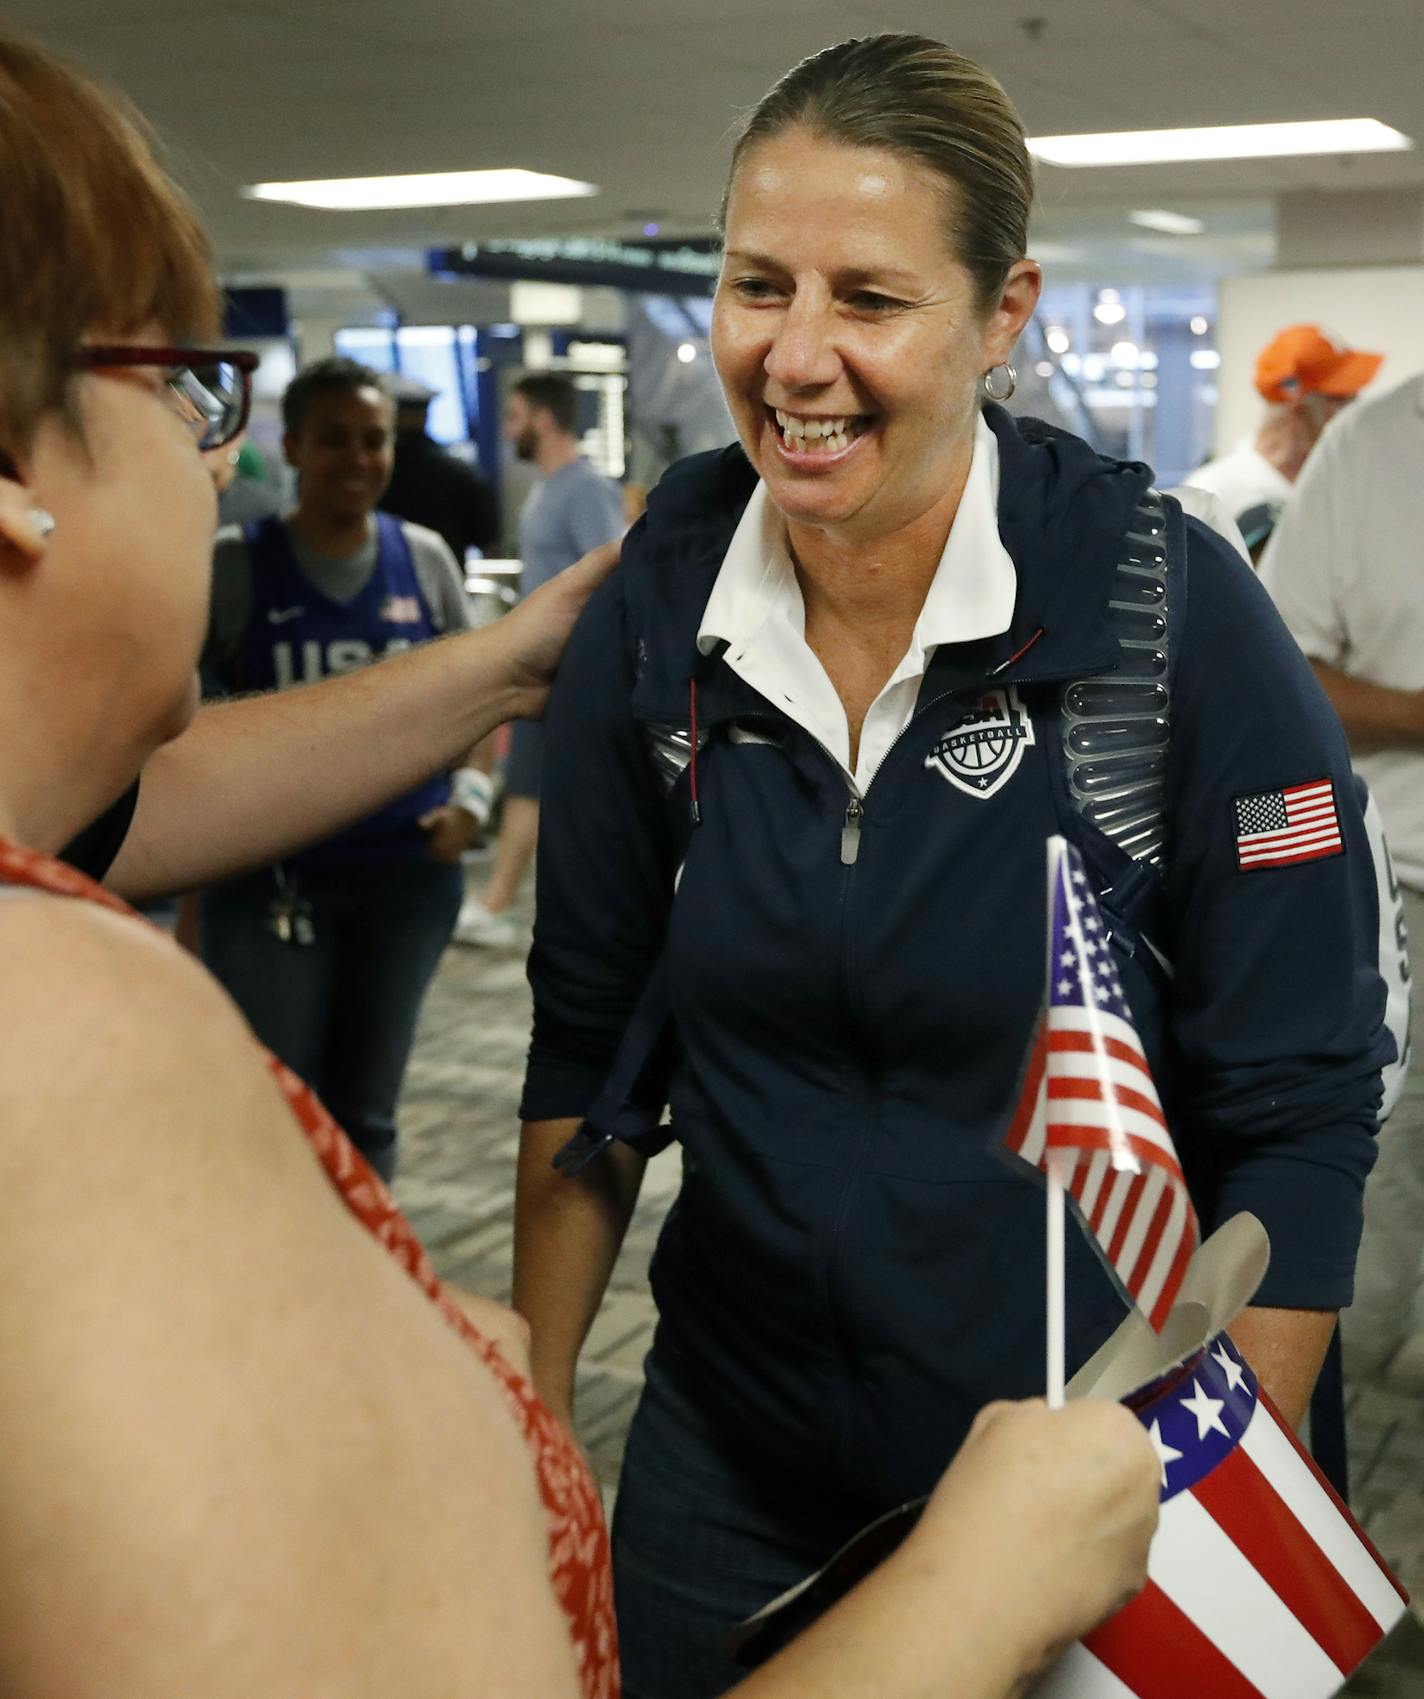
[0,892,268,1165]
[0,893,338,1268]
[0,889,241,1039]
[0,890,584,1697]
[0,886,220,1002]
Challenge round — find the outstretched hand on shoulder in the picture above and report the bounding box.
[500,539,622,720]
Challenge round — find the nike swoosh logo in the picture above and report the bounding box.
[267,606,306,624]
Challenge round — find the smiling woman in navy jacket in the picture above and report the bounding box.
[511,34,1395,1699]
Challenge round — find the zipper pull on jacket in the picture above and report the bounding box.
[841,796,864,866]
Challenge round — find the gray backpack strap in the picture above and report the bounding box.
[1060,490,1177,872]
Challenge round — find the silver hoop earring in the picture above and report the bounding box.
[983,363,1017,403]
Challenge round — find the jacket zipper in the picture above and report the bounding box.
[836,686,983,865]
[823,656,1106,1468]
[837,656,1108,858]
[840,795,864,865]
[828,766,872,1476]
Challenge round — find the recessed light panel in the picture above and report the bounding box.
[244,169,599,210]
[1028,120,1411,168]
[1129,209,1206,235]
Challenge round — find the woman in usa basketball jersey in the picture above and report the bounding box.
[200,356,486,1182]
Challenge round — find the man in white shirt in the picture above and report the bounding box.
[1260,372,1424,1380]
[1188,325,1382,562]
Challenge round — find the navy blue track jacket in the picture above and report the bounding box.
[521,407,1391,1514]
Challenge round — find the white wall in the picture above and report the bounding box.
[289,309,350,365]
[1214,266,1424,454]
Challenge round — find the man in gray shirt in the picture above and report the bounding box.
[456,372,625,946]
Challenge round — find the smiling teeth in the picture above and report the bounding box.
[774,409,858,452]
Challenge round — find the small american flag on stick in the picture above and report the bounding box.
[1004,838,1199,1332]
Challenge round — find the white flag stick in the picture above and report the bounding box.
[1043,838,1069,1409]
[1046,1148,1068,1408]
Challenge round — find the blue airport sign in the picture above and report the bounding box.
[429,236,722,297]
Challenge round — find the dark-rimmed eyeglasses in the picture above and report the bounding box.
[79,345,261,452]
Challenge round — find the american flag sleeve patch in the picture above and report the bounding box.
[1233,780,1342,872]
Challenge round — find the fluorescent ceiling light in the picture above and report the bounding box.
[244,168,599,210]
[1028,119,1412,168]
[1129,208,1206,235]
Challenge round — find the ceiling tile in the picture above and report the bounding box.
[14,0,1423,276]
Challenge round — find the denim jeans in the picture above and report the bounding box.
[612,1343,871,1699]
[200,855,464,1180]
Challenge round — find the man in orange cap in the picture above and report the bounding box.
[1186,324,1383,561]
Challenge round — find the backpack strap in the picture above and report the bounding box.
[552,946,681,1175]
[1059,489,1177,873]
[553,698,707,1177]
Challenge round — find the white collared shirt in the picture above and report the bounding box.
[697,412,1017,791]
[1184,439,1293,527]
[1261,374,1424,883]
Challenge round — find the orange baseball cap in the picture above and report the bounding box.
[1254,324,1383,403]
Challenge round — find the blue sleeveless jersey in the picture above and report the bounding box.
[227,513,451,872]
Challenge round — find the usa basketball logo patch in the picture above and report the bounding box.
[925,687,1036,798]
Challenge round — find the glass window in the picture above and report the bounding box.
[394,326,468,445]
[334,326,398,373]
[333,325,474,446]
[1019,284,1218,485]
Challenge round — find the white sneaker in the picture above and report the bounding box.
[453,898,518,948]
